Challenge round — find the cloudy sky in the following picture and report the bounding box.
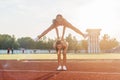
[0,0,120,40]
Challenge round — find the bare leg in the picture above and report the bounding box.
[56,44,63,71]
[62,48,67,71]
[63,49,67,66]
[57,49,61,66]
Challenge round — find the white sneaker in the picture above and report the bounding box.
[63,66,67,71]
[57,66,62,71]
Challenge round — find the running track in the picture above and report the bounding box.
[0,60,120,80]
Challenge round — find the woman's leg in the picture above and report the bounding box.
[57,49,61,66]
[62,41,68,70]
[56,44,62,70]
[62,49,67,71]
[63,49,67,66]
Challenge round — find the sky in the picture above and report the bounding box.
[0,0,120,41]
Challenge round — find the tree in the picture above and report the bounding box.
[0,34,19,49]
[100,34,119,51]
[66,34,79,50]
[80,40,88,50]
[11,35,19,49]
[35,40,47,49]
[66,34,74,50]
[46,38,54,49]
[17,37,35,49]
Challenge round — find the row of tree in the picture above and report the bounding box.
[0,34,119,52]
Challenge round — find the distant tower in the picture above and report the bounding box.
[86,29,101,53]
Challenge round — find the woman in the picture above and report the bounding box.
[36,14,85,70]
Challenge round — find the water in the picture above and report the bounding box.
[0,49,56,54]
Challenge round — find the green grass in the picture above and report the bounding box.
[0,53,120,60]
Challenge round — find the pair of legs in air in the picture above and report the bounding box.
[54,39,68,71]
[37,14,85,71]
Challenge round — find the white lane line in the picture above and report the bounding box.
[0,69,120,75]
[0,69,57,73]
[22,60,116,63]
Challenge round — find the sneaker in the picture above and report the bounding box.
[57,66,62,71]
[63,66,67,71]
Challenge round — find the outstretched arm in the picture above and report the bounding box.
[37,24,55,39]
[37,19,61,40]
[63,18,84,37]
